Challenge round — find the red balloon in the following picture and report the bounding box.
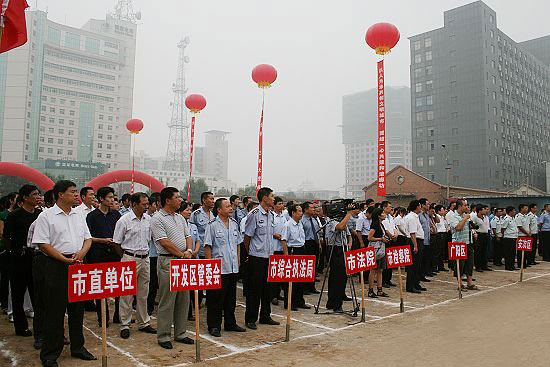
[365,23,400,55]
[185,94,207,113]
[126,118,144,134]
[252,64,277,88]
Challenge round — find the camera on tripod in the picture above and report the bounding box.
[322,199,361,220]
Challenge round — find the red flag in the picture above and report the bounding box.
[0,0,29,54]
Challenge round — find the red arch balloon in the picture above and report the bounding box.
[0,162,55,191]
[86,170,165,193]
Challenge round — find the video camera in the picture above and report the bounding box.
[322,199,361,220]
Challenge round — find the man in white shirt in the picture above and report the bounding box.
[515,204,530,269]
[471,204,492,272]
[270,197,286,306]
[381,201,397,288]
[434,205,449,272]
[356,206,374,248]
[490,208,504,266]
[74,186,95,219]
[113,193,157,339]
[404,200,425,294]
[527,204,539,265]
[500,206,519,271]
[32,180,96,366]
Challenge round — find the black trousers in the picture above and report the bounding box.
[0,251,10,310]
[436,232,448,269]
[326,246,346,310]
[239,242,249,297]
[41,256,85,363]
[517,238,529,268]
[32,252,46,341]
[528,234,538,264]
[271,251,284,301]
[406,239,423,291]
[540,232,550,260]
[383,242,394,284]
[503,238,517,269]
[147,256,158,315]
[475,233,490,270]
[86,247,120,322]
[304,240,319,291]
[453,244,474,277]
[431,234,441,271]
[245,256,271,323]
[206,273,238,330]
[9,249,35,334]
[421,244,432,276]
[283,247,305,308]
[493,237,504,265]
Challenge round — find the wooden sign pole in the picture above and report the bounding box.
[359,271,366,321]
[396,266,405,313]
[194,289,200,362]
[285,281,293,342]
[519,251,525,282]
[456,259,462,299]
[101,298,107,367]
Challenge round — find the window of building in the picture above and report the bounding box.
[69,110,75,116]
[427,111,434,120]
[98,133,103,139]
[41,105,46,112]
[97,153,102,158]
[428,127,435,136]
[97,143,103,148]
[492,91,497,100]
[452,160,459,166]
[414,68,422,77]
[47,138,53,143]
[68,130,74,136]
[48,118,54,123]
[428,156,435,166]
[416,128,424,137]
[59,108,65,114]
[47,148,53,154]
[57,139,63,144]
[50,107,55,113]
[489,14,494,23]
[416,112,424,121]
[450,65,457,73]
[416,157,424,167]
[39,147,44,153]
[449,50,456,57]
[415,82,422,93]
[413,40,421,50]
[426,80,433,90]
[426,95,433,105]
[425,51,432,61]
[426,65,433,75]
[415,97,423,107]
[40,116,46,122]
[85,37,100,54]
[414,54,422,64]
[70,100,75,106]
[67,150,73,156]
[450,81,457,88]
[490,29,494,38]
[68,140,73,145]
[58,129,64,134]
[424,38,432,48]
[99,114,104,120]
[451,96,458,103]
[106,154,111,159]
[65,32,81,50]
[106,144,112,150]
[452,127,459,135]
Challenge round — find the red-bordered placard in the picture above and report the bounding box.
[516,237,533,252]
[345,247,377,275]
[268,255,316,283]
[385,245,413,269]
[448,242,468,260]
[68,261,137,303]
[169,259,223,291]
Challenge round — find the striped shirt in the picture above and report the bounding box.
[151,209,191,255]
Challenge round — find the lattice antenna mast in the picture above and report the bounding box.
[164,37,190,172]
[110,0,141,23]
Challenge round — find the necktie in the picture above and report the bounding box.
[310,217,318,241]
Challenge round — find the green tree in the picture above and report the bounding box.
[216,188,232,197]
[237,185,256,198]
[184,178,209,203]
[0,175,31,197]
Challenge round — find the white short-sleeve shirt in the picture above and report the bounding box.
[113,209,151,254]
[32,204,92,255]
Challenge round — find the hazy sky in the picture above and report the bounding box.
[38,0,548,192]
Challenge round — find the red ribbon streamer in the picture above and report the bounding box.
[256,92,265,194]
[131,134,136,194]
[377,60,386,197]
[187,115,196,201]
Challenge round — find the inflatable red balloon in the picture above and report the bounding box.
[365,22,400,55]
[185,94,207,114]
[126,118,144,134]
[252,64,277,88]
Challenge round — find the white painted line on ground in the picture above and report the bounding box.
[83,324,150,367]
[198,333,251,353]
[166,344,273,367]
[432,279,495,289]
[0,340,18,366]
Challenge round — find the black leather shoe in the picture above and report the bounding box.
[120,329,130,339]
[342,295,353,301]
[209,328,221,337]
[482,267,493,271]
[271,298,279,306]
[420,278,431,282]
[259,318,280,325]
[158,341,173,349]
[138,325,157,334]
[246,322,257,330]
[225,325,246,332]
[16,329,32,337]
[476,268,484,272]
[303,290,311,295]
[386,281,397,287]
[112,314,120,324]
[407,289,421,294]
[298,303,311,309]
[34,338,43,350]
[71,349,97,361]
[175,336,194,344]
[416,286,427,291]
[333,307,344,313]
[309,289,320,294]
[284,305,299,311]
[438,267,449,272]
[42,360,58,367]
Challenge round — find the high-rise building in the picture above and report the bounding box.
[0,9,137,173]
[204,130,229,180]
[410,1,550,191]
[342,86,412,198]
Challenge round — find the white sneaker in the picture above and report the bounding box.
[25,311,34,318]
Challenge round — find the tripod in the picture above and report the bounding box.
[314,220,360,317]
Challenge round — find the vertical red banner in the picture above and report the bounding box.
[187,115,196,201]
[377,60,386,197]
[256,94,265,194]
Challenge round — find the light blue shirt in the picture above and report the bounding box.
[188,222,199,249]
[244,205,274,258]
[419,211,431,246]
[326,220,351,247]
[119,206,130,216]
[281,218,305,248]
[538,211,550,232]
[301,214,319,241]
[190,207,215,257]
[232,207,246,227]
[448,211,471,244]
[272,212,286,252]
[204,217,241,274]
[356,215,372,236]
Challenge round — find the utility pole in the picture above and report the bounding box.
[442,144,451,201]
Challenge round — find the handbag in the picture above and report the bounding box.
[371,240,386,260]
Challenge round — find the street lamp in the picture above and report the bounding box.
[442,144,451,201]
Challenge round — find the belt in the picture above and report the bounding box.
[123,250,148,259]
[159,253,177,258]
[62,253,75,258]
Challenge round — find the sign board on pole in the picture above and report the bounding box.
[385,245,413,269]
[344,247,377,275]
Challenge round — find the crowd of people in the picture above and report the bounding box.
[0,181,549,367]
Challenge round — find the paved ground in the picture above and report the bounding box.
[1,259,549,367]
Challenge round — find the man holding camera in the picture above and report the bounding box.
[325,205,356,313]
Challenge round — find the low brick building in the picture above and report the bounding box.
[362,165,506,207]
